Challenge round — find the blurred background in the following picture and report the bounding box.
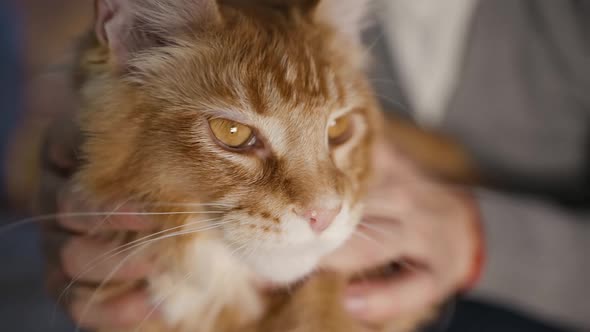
[1,2,93,331]
[0,0,588,331]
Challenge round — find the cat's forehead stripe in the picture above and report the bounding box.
[249,42,341,112]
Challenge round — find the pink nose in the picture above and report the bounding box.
[301,204,342,234]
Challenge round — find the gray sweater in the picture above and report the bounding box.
[368,0,589,329]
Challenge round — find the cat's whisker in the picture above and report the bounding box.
[88,199,131,234]
[353,231,421,275]
[133,201,234,209]
[241,234,263,263]
[362,26,383,57]
[353,229,387,251]
[359,220,395,237]
[372,92,411,113]
[398,260,421,273]
[90,219,238,269]
[0,211,226,236]
[57,217,226,306]
[221,217,261,262]
[61,221,233,320]
[229,241,250,257]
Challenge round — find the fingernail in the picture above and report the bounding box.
[345,296,367,313]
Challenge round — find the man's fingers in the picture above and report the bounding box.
[56,188,158,232]
[43,112,81,166]
[38,115,161,330]
[344,272,439,323]
[61,236,153,282]
[70,289,159,330]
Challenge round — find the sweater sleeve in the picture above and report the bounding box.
[470,189,590,329]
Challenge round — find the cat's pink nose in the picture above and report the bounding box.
[301,204,342,234]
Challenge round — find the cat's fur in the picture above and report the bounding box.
[72,0,438,331]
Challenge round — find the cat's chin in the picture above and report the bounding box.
[242,240,343,285]
[247,252,319,285]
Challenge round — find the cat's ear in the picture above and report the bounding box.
[94,0,132,64]
[313,0,372,41]
[94,0,221,67]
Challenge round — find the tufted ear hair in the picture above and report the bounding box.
[259,0,372,41]
[313,0,373,41]
[94,0,222,67]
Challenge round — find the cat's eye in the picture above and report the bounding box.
[328,114,354,146]
[209,118,256,149]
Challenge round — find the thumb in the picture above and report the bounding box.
[344,271,440,323]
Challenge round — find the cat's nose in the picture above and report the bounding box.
[301,203,342,234]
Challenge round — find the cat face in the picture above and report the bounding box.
[78,0,379,284]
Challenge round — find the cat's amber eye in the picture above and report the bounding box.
[209,118,256,149]
[328,114,354,146]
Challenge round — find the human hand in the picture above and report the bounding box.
[322,139,484,324]
[39,114,159,329]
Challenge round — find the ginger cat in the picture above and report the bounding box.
[69,0,460,331]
